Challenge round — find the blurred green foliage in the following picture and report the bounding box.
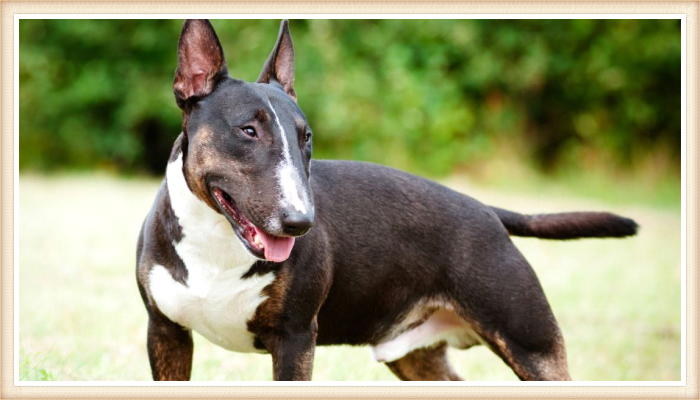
[19,19,681,176]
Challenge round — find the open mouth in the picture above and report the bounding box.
[211,187,295,263]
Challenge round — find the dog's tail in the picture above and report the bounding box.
[490,207,638,239]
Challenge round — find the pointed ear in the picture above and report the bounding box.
[173,19,228,108]
[257,20,296,101]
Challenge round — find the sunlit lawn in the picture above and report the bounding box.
[18,172,681,381]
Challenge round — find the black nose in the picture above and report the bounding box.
[282,211,313,236]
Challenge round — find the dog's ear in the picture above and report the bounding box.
[257,20,296,101]
[173,19,228,108]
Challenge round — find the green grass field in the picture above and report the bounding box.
[18,172,681,381]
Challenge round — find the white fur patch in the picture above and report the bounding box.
[266,98,310,215]
[371,301,482,363]
[148,153,275,353]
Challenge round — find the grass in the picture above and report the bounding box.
[17,171,681,381]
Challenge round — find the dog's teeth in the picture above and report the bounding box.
[254,236,263,248]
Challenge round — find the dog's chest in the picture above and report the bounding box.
[148,155,274,353]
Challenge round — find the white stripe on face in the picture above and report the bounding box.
[266,98,309,215]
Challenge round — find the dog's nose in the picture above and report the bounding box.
[281,211,313,236]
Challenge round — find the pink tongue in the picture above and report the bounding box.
[254,227,296,262]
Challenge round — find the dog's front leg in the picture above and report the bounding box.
[261,323,317,381]
[147,312,193,381]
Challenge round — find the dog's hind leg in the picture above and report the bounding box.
[475,324,571,381]
[450,242,572,381]
[385,343,463,381]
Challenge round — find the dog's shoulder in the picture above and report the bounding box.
[137,176,188,284]
[137,132,189,270]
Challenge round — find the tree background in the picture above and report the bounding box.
[19,19,681,180]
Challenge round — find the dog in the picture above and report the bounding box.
[136,19,637,381]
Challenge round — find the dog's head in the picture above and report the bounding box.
[173,19,314,262]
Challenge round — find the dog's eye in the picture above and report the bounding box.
[241,126,257,138]
[304,131,312,143]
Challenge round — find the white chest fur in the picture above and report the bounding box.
[148,154,274,353]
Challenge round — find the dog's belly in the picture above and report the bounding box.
[150,264,274,352]
[371,304,482,363]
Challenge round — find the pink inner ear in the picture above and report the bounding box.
[178,53,218,98]
[175,61,219,100]
[174,20,226,102]
[274,46,295,93]
[174,69,206,100]
[257,21,297,101]
[190,72,207,97]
